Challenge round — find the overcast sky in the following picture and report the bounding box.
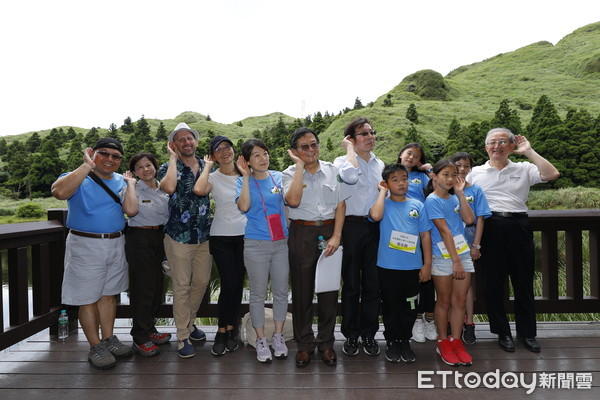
[0,0,598,136]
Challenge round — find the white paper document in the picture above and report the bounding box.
[314,246,343,294]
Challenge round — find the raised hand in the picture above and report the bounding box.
[84,148,95,169]
[123,171,136,184]
[512,135,532,155]
[236,156,251,177]
[287,149,304,167]
[453,175,466,194]
[203,154,214,168]
[167,142,178,159]
[419,163,433,173]
[341,135,354,152]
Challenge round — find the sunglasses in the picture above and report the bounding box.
[297,143,319,152]
[95,150,123,161]
[355,130,376,137]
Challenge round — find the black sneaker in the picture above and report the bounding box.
[399,340,416,363]
[462,323,476,345]
[385,340,401,363]
[225,330,239,352]
[362,337,380,356]
[342,338,360,356]
[211,332,227,356]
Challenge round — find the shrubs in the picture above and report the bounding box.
[15,203,46,218]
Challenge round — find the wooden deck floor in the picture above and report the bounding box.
[1,322,599,400]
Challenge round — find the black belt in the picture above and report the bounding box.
[70,230,125,239]
[291,219,334,226]
[345,215,370,222]
[129,225,164,230]
[491,211,528,218]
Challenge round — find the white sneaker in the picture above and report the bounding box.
[271,333,288,359]
[424,319,438,341]
[256,337,272,363]
[411,318,426,343]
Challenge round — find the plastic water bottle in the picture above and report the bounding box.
[317,235,327,252]
[58,309,69,340]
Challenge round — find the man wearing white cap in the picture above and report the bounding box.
[158,123,213,358]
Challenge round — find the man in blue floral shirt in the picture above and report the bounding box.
[158,122,212,358]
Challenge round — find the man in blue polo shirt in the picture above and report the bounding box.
[52,137,138,370]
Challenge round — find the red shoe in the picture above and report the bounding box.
[150,332,172,345]
[450,338,472,366]
[133,341,160,357]
[436,339,460,366]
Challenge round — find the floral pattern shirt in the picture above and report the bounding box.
[157,156,212,244]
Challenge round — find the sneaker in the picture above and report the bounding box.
[436,339,460,366]
[133,341,160,357]
[256,337,272,363]
[450,338,473,366]
[88,342,116,369]
[462,323,476,345]
[399,340,416,363]
[189,325,206,341]
[225,330,239,352]
[271,333,288,359]
[384,340,401,363]
[103,335,133,358]
[150,332,172,345]
[211,332,227,356]
[362,337,380,356]
[177,339,195,358]
[342,338,360,356]
[424,320,438,341]
[411,319,426,343]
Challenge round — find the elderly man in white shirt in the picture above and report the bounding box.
[468,127,559,354]
[333,117,385,357]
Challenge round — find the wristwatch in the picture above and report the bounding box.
[472,244,481,250]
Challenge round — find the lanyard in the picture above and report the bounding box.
[252,171,282,216]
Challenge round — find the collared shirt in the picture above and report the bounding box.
[157,156,212,244]
[125,179,169,227]
[334,152,384,216]
[467,160,543,213]
[282,160,347,221]
[62,172,126,233]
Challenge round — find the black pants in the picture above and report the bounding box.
[341,218,380,340]
[288,222,338,352]
[378,267,420,340]
[416,279,435,314]
[209,235,246,329]
[125,227,165,345]
[480,215,536,337]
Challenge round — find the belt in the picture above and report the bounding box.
[291,219,334,226]
[345,215,370,222]
[130,225,164,230]
[70,230,125,239]
[491,211,528,218]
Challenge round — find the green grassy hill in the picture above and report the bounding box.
[4,22,599,166]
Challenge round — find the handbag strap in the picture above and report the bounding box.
[87,171,122,205]
[252,171,281,216]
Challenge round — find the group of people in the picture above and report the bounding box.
[53,117,559,370]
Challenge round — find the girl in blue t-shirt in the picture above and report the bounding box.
[424,159,475,367]
[397,143,436,343]
[450,152,491,345]
[235,139,289,363]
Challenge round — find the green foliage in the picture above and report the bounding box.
[0,138,7,156]
[206,114,212,121]
[382,94,393,107]
[491,99,522,133]
[15,202,45,218]
[527,187,600,209]
[26,132,41,152]
[107,123,120,142]
[399,69,449,100]
[84,127,100,147]
[406,103,419,123]
[353,97,364,110]
[155,122,168,141]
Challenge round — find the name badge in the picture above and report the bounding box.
[142,200,152,204]
[389,230,418,253]
[436,234,469,259]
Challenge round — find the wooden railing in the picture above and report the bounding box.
[1,208,599,351]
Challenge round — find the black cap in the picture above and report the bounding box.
[209,135,233,154]
[93,137,124,155]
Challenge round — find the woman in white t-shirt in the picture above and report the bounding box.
[194,135,247,357]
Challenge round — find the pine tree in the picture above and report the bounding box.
[326,137,334,152]
[383,94,393,107]
[406,103,419,123]
[107,123,120,142]
[66,127,77,140]
[444,118,464,157]
[66,133,84,171]
[311,112,326,134]
[206,114,212,121]
[3,141,31,197]
[0,138,7,156]
[26,132,41,153]
[353,97,364,110]
[84,127,100,147]
[28,139,66,197]
[491,99,522,133]
[155,122,168,141]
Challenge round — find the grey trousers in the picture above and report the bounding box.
[244,238,290,328]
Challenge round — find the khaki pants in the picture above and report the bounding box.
[164,234,213,340]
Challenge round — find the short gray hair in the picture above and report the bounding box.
[485,127,516,145]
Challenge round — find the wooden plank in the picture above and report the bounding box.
[7,247,28,326]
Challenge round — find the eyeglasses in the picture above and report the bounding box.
[95,151,123,161]
[214,144,232,153]
[486,140,510,147]
[355,130,376,137]
[297,143,319,152]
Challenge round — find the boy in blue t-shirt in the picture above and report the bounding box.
[369,163,432,363]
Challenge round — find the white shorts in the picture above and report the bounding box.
[431,253,474,276]
[61,233,128,305]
